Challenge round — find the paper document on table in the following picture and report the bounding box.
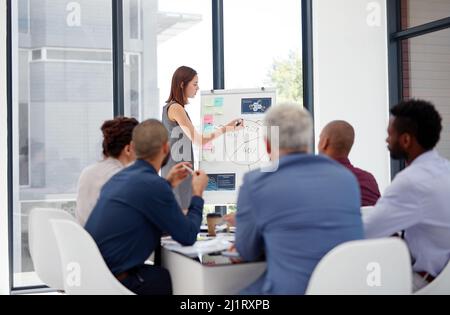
[162,238,232,257]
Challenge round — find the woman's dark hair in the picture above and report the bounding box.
[166,66,197,106]
[101,117,139,158]
[390,99,442,150]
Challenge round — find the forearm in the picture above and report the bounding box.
[235,182,263,261]
[236,240,263,262]
[164,178,174,188]
[186,196,204,225]
[363,199,421,238]
[236,227,263,261]
[174,196,204,245]
[201,126,226,145]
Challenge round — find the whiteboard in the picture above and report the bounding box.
[199,88,277,205]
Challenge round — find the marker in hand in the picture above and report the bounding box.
[235,119,243,127]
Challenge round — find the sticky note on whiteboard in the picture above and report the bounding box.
[202,151,214,162]
[204,125,214,134]
[214,97,224,107]
[203,115,214,125]
[204,98,214,107]
[203,142,214,150]
[203,107,215,115]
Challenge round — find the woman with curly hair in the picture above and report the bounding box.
[76,117,139,226]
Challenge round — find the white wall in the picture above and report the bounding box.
[1,0,11,295]
[313,0,391,193]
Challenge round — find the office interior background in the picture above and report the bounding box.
[0,0,449,294]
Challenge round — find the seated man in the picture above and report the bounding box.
[364,99,450,291]
[319,120,381,206]
[85,119,208,295]
[235,105,364,295]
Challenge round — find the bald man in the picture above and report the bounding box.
[319,121,381,206]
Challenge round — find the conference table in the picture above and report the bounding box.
[161,233,266,295]
[161,207,373,295]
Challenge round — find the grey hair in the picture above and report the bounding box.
[132,119,169,160]
[264,104,313,152]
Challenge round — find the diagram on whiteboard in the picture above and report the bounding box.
[222,119,267,168]
[199,89,277,205]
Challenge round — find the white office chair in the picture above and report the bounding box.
[306,238,412,295]
[51,219,135,295]
[28,208,76,290]
[415,260,450,295]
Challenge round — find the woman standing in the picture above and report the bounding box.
[162,66,242,211]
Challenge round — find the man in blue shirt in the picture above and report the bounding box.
[85,119,208,295]
[235,105,364,295]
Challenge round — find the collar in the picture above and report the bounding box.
[135,159,158,174]
[335,157,352,167]
[410,149,439,166]
[104,157,124,167]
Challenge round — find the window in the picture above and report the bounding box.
[389,0,450,175]
[224,0,303,105]
[13,0,114,288]
[122,0,213,137]
[129,0,142,39]
[18,0,29,34]
[402,28,450,159]
[125,53,141,118]
[401,0,450,30]
[19,50,30,187]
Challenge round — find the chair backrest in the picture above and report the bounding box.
[50,219,135,295]
[306,238,412,295]
[28,208,76,290]
[415,260,450,295]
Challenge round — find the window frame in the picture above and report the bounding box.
[387,0,450,178]
[18,48,31,188]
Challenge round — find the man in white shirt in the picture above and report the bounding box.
[364,99,450,291]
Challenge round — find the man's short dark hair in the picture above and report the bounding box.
[390,99,442,150]
[133,119,169,160]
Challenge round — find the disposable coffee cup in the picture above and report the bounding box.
[207,213,222,236]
